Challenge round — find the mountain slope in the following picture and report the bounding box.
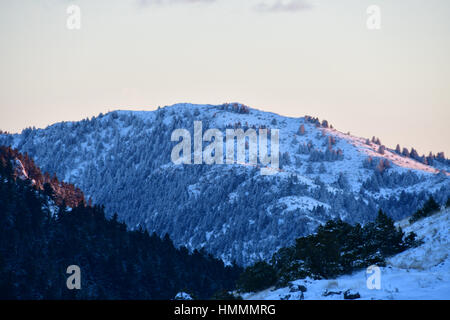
[0,148,241,299]
[244,207,450,300]
[1,103,449,265]
[0,145,85,207]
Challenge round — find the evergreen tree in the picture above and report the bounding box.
[298,124,305,135]
[237,261,277,292]
[409,196,441,223]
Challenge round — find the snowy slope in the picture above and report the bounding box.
[244,208,450,300]
[0,103,449,265]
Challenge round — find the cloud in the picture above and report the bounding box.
[254,0,312,13]
[136,0,312,13]
[138,0,216,7]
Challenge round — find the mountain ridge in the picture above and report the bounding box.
[1,103,449,265]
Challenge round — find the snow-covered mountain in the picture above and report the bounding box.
[1,103,449,265]
[244,208,450,300]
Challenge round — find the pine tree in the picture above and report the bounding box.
[237,261,277,292]
[409,196,441,223]
[402,148,410,157]
[298,124,305,135]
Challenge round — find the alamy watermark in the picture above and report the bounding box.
[366,265,381,290]
[171,121,280,175]
[67,5,81,30]
[367,5,381,30]
[66,265,81,290]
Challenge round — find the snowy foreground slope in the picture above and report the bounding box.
[244,209,450,300]
[0,103,449,265]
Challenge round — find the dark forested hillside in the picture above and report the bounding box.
[0,146,85,207]
[0,148,241,299]
[1,104,449,266]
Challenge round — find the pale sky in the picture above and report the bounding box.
[0,0,449,155]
